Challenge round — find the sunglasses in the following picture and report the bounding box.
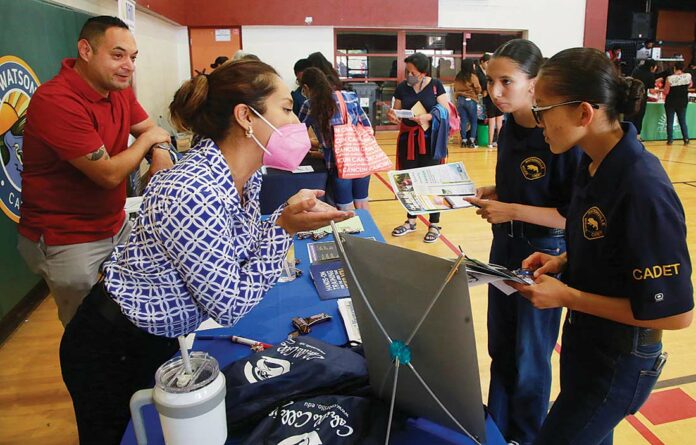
[531,101,599,125]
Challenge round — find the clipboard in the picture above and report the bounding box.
[411,101,430,131]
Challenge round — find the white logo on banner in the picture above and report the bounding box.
[243,356,291,383]
[277,431,323,445]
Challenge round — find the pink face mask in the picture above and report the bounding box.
[248,107,311,171]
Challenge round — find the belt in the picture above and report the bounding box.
[92,281,139,332]
[567,310,662,346]
[494,220,565,239]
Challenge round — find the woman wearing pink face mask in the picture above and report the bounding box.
[59,59,352,444]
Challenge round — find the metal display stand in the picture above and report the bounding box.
[331,222,486,444]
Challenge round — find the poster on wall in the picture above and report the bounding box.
[0,56,40,223]
[118,0,136,33]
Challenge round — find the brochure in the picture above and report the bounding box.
[309,260,350,300]
[388,162,476,215]
[454,256,535,296]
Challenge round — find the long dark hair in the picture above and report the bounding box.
[492,38,544,78]
[539,47,644,121]
[170,60,278,141]
[455,59,476,83]
[307,52,343,90]
[301,67,337,144]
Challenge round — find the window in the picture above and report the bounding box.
[334,29,523,128]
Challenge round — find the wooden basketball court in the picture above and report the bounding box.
[0,132,694,444]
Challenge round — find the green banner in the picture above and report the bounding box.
[0,0,92,319]
[641,102,696,141]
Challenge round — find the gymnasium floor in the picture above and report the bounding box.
[0,131,694,444]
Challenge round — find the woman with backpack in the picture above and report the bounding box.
[298,67,373,210]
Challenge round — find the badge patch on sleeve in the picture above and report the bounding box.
[520,157,546,180]
[583,206,607,240]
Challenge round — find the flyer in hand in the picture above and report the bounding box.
[388,162,476,215]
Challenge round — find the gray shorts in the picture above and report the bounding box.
[17,219,132,327]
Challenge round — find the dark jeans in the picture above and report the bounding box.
[457,96,478,142]
[398,131,440,224]
[535,313,664,445]
[665,104,689,142]
[60,283,179,444]
[487,229,565,445]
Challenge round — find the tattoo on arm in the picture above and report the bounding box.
[86,146,109,161]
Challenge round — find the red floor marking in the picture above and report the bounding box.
[626,415,664,445]
[640,388,696,425]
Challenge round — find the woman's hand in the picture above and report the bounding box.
[411,114,433,126]
[521,251,567,277]
[276,190,353,235]
[464,197,516,224]
[474,185,497,200]
[308,148,324,159]
[509,275,574,310]
[149,146,174,174]
[387,108,401,125]
[286,189,336,212]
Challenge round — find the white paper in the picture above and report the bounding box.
[215,29,231,41]
[124,196,143,214]
[184,318,226,349]
[293,165,314,173]
[393,109,414,119]
[338,298,362,343]
[388,162,476,215]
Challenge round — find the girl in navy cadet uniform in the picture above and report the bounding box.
[465,39,582,445]
[388,52,450,243]
[513,47,693,445]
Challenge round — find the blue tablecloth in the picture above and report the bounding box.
[121,210,505,445]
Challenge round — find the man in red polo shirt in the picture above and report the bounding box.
[18,16,173,327]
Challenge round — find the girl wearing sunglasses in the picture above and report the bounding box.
[513,47,693,444]
[464,39,582,445]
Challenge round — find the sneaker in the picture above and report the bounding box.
[667,140,673,145]
[684,139,690,146]
[488,144,495,148]
[492,141,498,147]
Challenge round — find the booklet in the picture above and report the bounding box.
[307,237,376,264]
[388,162,476,215]
[308,241,340,263]
[309,260,350,300]
[454,256,535,296]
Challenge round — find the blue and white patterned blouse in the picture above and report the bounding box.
[103,137,293,337]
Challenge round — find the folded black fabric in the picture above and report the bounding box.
[242,395,387,445]
[223,337,369,431]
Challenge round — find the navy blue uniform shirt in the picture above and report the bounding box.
[495,113,582,217]
[394,78,446,127]
[564,123,693,320]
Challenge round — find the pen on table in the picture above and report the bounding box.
[196,334,273,350]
